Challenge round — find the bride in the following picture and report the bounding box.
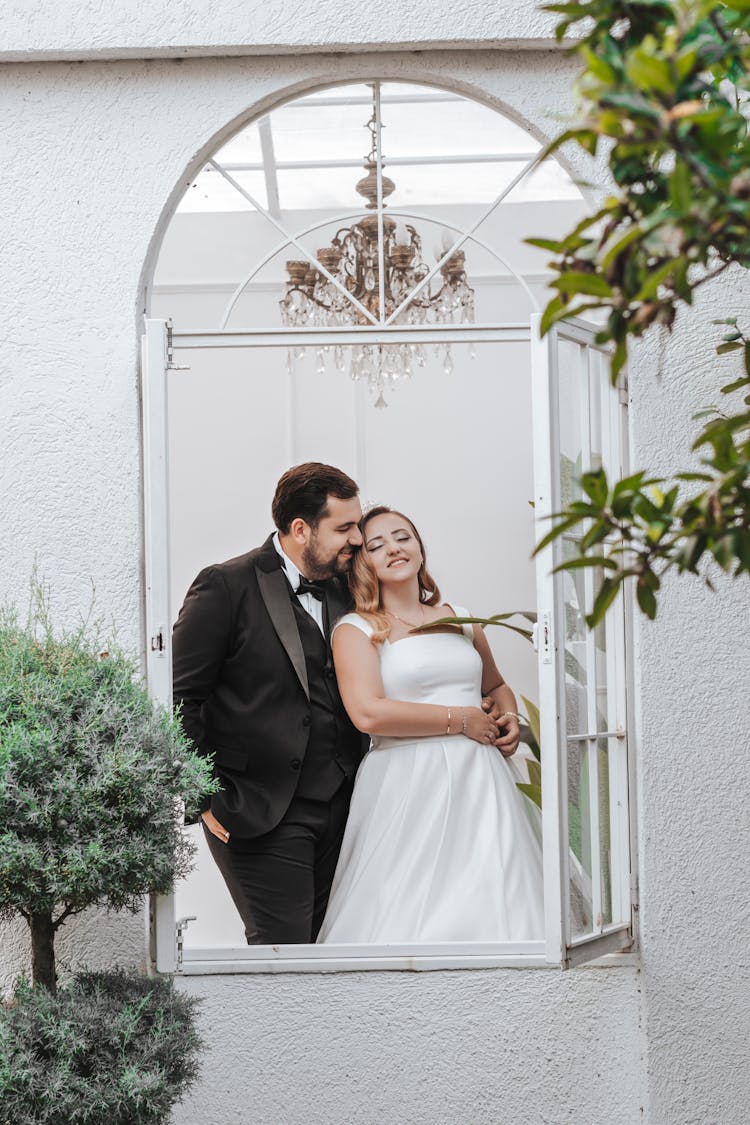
[317,506,543,944]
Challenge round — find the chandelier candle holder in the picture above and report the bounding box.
[279,94,475,407]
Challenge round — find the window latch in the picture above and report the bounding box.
[534,612,552,663]
[176,915,197,969]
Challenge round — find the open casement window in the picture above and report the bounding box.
[141,313,634,973]
[531,315,634,968]
[142,75,634,973]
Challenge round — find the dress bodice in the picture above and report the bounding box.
[334,609,483,742]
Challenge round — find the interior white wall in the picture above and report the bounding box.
[3,38,749,1124]
[164,333,540,946]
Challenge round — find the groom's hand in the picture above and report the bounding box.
[202,808,231,843]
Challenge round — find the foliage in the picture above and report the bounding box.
[0,970,201,1124]
[532,0,750,620]
[0,585,217,989]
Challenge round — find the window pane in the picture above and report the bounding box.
[567,736,613,939]
[588,347,604,473]
[598,737,613,927]
[594,577,610,733]
[568,739,593,939]
[562,538,588,737]
[557,338,585,507]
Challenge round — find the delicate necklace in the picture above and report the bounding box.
[386,606,427,630]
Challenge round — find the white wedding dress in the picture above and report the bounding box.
[317,610,544,944]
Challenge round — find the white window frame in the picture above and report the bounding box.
[532,317,635,968]
[142,313,636,975]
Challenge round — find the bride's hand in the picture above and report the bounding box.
[462,707,500,746]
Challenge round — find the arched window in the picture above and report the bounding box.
[144,79,634,972]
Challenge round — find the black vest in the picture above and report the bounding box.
[289,595,362,800]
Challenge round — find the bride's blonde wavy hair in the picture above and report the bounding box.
[350,505,441,644]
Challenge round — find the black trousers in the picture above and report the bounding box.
[203,779,354,945]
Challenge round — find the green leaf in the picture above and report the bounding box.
[553,271,614,298]
[586,577,621,627]
[669,162,693,212]
[625,46,674,95]
[611,338,628,382]
[540,295,567,336]
[581,45,617,83]
[534,513,587,554]
[521,695,541,752]
[553,555,618,572]
[720,377,750,394]
[600,89,662,120]
[717,341,743,355]
[580,522,610,552]
[635,258,685,301]
[526,759,542,788]
[516,782,542,810]
[599,222,646,270]
[526,236,564,252]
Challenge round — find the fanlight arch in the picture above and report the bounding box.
[155,77,585,401]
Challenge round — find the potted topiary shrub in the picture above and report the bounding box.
[0,587,217,1122]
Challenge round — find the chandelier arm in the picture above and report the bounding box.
[285,285,347,314]
[220,211,377,329]
[383,153,544,325]
[381,208,540,314]
[208,158,380,327]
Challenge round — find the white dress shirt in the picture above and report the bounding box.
[273,531,325,634]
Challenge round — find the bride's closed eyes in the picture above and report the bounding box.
[366,531,413,553]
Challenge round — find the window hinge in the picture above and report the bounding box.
[150,628,166,655]
[166,318,190,371]
[176,915,197,969]
[618,374,629,406]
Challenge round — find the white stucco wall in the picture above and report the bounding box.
[628,272,750,1125]
[176,968,641,1124]
[2,28,749,1125]
[0,0,560,61]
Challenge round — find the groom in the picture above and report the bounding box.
[172,462,366,945]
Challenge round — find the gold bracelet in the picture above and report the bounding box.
[461,709,468,735]
[446,708,452,735]
[498,711,521,724]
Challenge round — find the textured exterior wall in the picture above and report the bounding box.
[1,1,559,61]
[628,272,750,1125]
[2,34,748,1125]
[176,968,641,1125]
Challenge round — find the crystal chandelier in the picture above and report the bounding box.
[279,92,476,407]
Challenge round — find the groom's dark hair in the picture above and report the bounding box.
[272,462,359,533]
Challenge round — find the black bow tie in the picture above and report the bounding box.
[296,577,327,601]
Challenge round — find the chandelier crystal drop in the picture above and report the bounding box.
[279,91,476,406]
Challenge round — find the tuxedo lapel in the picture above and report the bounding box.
[256,560,309,700]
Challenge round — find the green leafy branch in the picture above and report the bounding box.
[531,0,750,620]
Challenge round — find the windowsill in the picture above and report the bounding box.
[171,940,636,975]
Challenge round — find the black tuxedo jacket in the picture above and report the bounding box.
[172,535,364,837]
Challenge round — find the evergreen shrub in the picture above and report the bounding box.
[0,970,201,1124]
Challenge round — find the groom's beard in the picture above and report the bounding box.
[301,537,355,580]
